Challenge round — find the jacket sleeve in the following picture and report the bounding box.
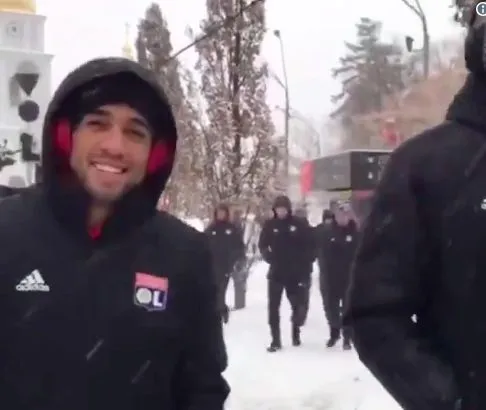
[344,148,460,410]
[258,221,272,263]
[297,220,316,282]
[173,235,229,409]
[307,224,318,264]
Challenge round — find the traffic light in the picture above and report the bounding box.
[13,61,41,165]
[405,36,414,52]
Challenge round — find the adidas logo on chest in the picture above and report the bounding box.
[16,269,50,292]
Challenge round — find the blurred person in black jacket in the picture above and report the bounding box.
[205,204,245,323]
[316,205,357,350]
[258,196,315,352]
[344,4,486,408]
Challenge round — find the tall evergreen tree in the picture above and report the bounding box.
[194,0,275,209]
[136,3,203,216]
[331,17,406,144]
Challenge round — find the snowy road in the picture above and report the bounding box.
[223,262,400,409]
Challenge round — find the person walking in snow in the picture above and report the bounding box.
[345,5,486,408]
[258,195,315,352]
[316,205,357,350]
[205,204,245,323]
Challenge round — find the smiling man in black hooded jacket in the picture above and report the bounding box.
[0,58,229,410]
[345,4,486,409]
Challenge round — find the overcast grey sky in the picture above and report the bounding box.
[37,0,463,129]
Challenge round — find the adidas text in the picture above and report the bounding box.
[16,270,50,292]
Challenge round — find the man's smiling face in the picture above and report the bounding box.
[69,104,152,204]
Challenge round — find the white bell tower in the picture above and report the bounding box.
[0,0,52,185]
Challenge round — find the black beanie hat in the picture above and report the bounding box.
[273,195,291,210]
[59,72,172,139]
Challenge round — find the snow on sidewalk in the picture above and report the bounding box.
[224,261,399,409]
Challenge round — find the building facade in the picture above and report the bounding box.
[0,0,51,186]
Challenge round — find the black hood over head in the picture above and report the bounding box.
[446,73,486,134]
[464,1,486,77]
[272,195,292,217]
[448,3,486,134]
[41,57,178,242]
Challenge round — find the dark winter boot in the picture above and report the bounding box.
[266,341,282,352]
[267,326,282,352]
[326,328,340,348]
[343,327,353,350]
[292,325,301,346]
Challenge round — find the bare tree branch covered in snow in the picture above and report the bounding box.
[193,0,276,210]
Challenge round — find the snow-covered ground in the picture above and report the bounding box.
[224,261,400,409]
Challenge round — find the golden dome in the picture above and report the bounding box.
[0,0,36,13]
[122,23,134,60]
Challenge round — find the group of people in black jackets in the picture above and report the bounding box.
[204,194,358,353]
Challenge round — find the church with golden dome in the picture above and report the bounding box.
[0,0,51,186]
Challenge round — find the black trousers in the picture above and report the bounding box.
[229,268,248,309]
[217,273,230,321]
[300,279,311,326]
[268,278,304,340]
[319,274,351,339]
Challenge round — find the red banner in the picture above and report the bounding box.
[300,160,313,195]
[381,120,401,147]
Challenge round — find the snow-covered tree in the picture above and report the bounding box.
[137,3,204,216]
[193,0,275,212]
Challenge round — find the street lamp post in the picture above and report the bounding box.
[275,105,321,158]
[273,29,289,189]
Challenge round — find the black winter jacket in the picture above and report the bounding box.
[258,215,314,284]
[345,74,486,410]
[316,220,357,295]
[204,220,245,278]
[0,58,228,410]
